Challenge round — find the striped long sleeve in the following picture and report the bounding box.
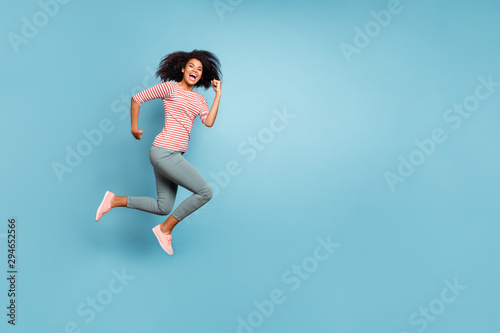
[131,81,210,152]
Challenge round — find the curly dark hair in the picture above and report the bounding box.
[156,49,222,90]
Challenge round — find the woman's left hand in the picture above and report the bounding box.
[211,79,221,94]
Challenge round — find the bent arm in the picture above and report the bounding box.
[204,92,221,127]
[130,81,171,131]
[129,82,171,139]
[130,97,141,130]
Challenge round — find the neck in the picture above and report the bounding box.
[177,79,194,91]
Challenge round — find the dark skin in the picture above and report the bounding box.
[111,58,222,235]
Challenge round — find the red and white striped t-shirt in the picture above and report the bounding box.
[132,80,209,152]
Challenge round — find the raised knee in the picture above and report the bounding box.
[157,202,173,216]
[200,185,213,201]
[157,208,170,216]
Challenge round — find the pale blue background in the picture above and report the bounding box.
[1,0,499,332]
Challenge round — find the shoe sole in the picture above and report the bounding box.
[152,227,173,255]
[95,191,112,222]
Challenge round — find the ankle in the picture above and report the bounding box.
[110,195,116,208]
[160,224,171,235]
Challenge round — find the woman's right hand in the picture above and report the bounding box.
[131,128,143,140]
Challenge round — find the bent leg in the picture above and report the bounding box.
[126,169,178,215]
[154,154,213,222]
[126,146,180,215]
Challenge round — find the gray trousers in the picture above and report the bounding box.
[126,144,213,221]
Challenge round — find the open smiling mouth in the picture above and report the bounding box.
[189,73,197,81]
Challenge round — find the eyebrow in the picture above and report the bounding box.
[189,62,202,69]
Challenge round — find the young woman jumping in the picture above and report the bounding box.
[95,49,222,255]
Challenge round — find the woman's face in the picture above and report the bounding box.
[182,58,203,85]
